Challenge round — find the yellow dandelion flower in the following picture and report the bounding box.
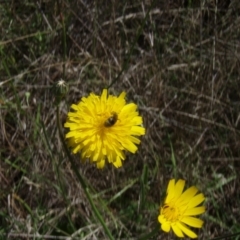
[64,89,145,169]
[158,179,206,239]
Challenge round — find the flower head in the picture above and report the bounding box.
[158,179,205,239]
[64,89,145,168]
[53,79,69,103]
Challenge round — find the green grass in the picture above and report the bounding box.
[1,0,240,239]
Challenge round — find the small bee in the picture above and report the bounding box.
[104,112,118,127]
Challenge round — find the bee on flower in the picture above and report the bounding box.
[104,111,118,127]
[64,89,145,169]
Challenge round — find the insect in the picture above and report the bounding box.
[104,112,118,127]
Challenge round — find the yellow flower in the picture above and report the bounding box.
[158,179,206,239]
[64,89,145,168]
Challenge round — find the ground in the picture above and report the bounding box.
[0,1,240,239]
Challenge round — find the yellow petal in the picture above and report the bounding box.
[188,193,205,208]
[121,139,138,153]
[128,135,141,144]
[131,126,145,135]
[72,144,81,154]
[177,222,198,238]
[172,224,184,238]
[96,159,105,169]
[123,103,137,113]
[178,186,198,203]
[131,116,143,125]
[112,156,122,168]
[181,216,204,228]
[174,179,186,199]
[118,91,126,100]
[65,131,78,138]
[165,179,176,202]
[70,104,78,111]
[101,89,108,102]
[161,222,171,232]
[158,214,165,224]
[184,206,206,216]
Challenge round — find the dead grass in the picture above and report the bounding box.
[1,0,240,239]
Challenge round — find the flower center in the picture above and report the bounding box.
[162,203,180,222]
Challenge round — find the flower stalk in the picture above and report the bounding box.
[56,105,114,240]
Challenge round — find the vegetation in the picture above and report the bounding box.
[1,1,240,239]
